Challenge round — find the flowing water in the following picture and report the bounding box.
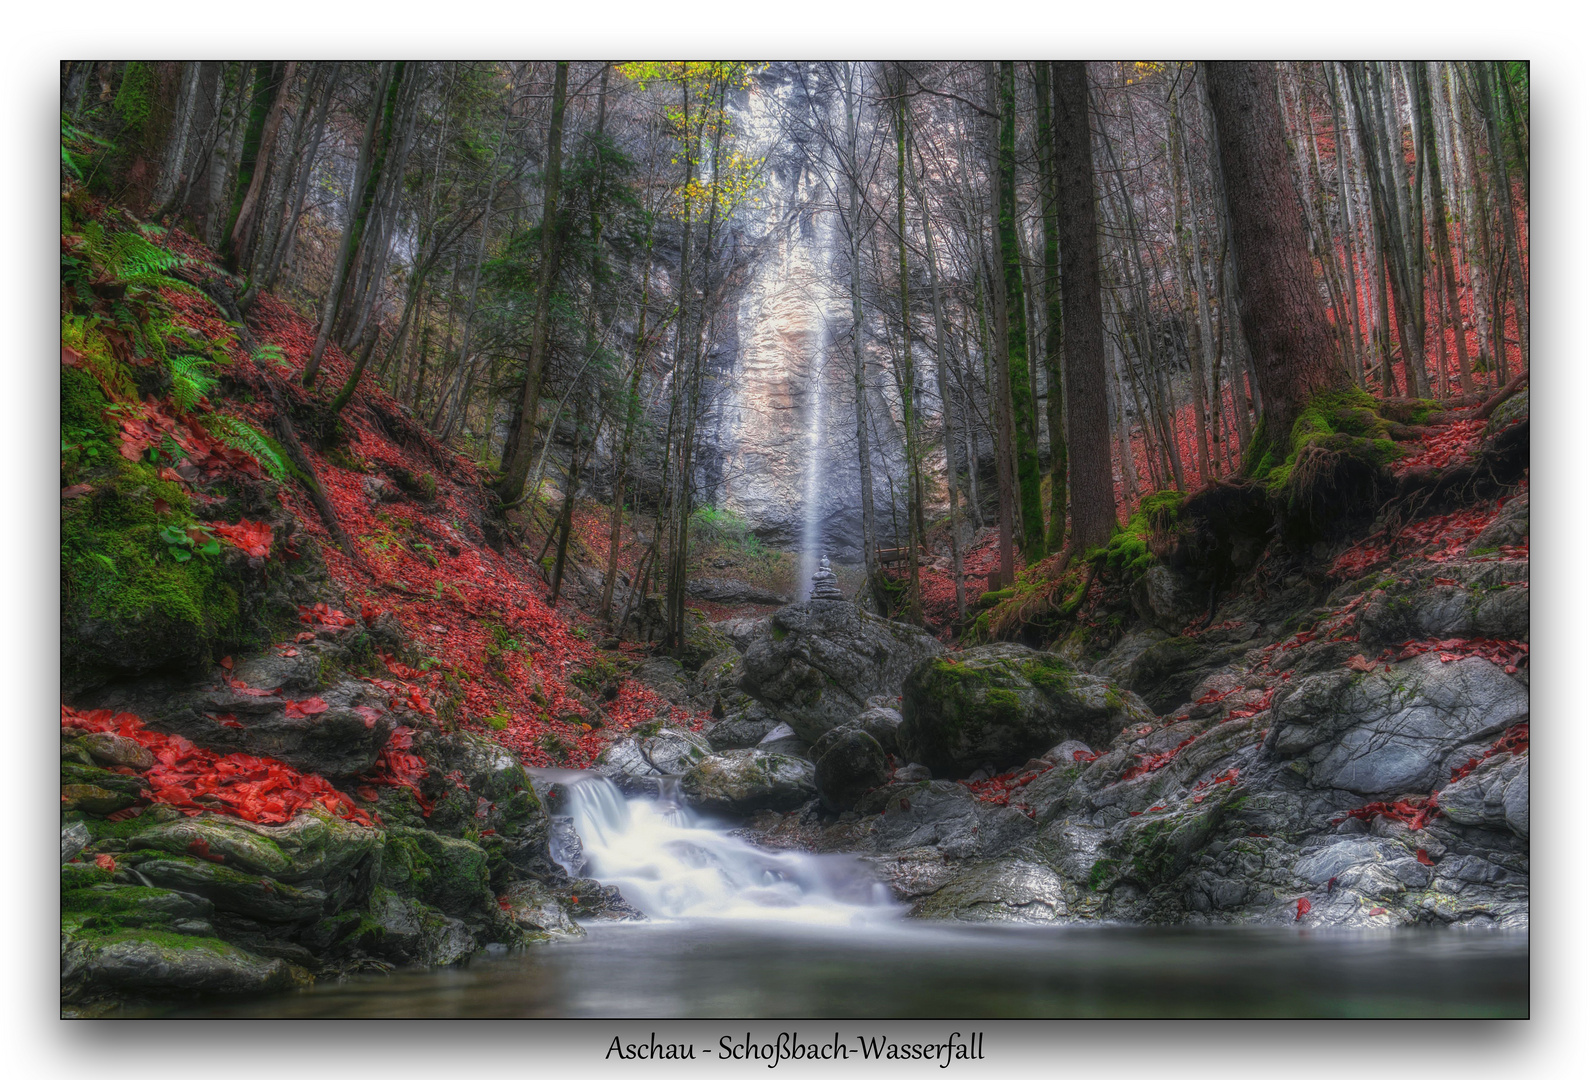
[152,776,1528,1018]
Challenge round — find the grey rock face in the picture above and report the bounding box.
[687,578,791,605]
[897,643,1155,776]
[706,702,781,751]
[1440,750,1530,838]
[812,728,888,812]
[61,821,91,864]
[713,615,772,653]
[366,888,477,967]
[498,880,585,940]
[598,728,712,790]
[740,600,944,743]
[1130,564,1205,634]
[910,859,1068,923]
[849,705,904,755]
[1268,654,1528,797]
[1357,561,1529,647]
[860,780,1035,859]
[679,749,817,816]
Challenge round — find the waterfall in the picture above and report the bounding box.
[555,774,896,925]
[796,346,826,601]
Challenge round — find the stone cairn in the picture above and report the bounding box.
[810,555,845,601]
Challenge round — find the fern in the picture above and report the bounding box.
[79,219,200,300]
[204,413,302,483]
[167,354,217,414]
[61,313,135,402]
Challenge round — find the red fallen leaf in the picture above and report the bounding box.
[1072,750,1099,763]
[284,697,330,719]
[106,806,143,822]
[1345,654,1379,673]
[1295,897,1311,921]
[1147,806,1165,812]
[158,466,184,483]
[357,786,380,801]
[498,896,513,912]
[570,896,580,905]
[95,854,116,872]
[353,706,383,727]
[187,838,225,863]
[61,484,93,499]
[219,656,234,670]
[229,681,279,698]
[1128,811,1142,817]
[295,632,316,644]
[1416,849,1434,866]
[212,713,245,730]
[1367,907,1388,916]
[1326,876,1338,893]
[213,519,272,559]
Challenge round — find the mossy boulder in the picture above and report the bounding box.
[61,926,311,1005]
[897,643,1155,776]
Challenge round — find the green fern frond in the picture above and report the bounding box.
[167,354,217,414]
[79,219,200,299]
[61,313,135,402]
[204,413,303,483]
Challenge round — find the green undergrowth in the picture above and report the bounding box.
[1095,489,1187,580]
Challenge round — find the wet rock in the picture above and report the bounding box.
[756,721,809,758]
[679,749,816,817]
[1268,654,1528,797]
[498,880,584,940]
[891,763,931,783]
[897,643,1155,776]
[910,859,1068,923]
[91,671,396,780]
[364,887,477,967]
[598,727,712,791]
[61,929,310,1004]
[1440,750,1530,838]
[550,877,647,922]
[812,728,888,813]
[740,600,944,743]
[1089,627,1168,685]
[705,703,780,751]
[862,780,1034,859]
[61,821,91,863]
[687,578,791,605]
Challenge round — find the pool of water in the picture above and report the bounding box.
[154,919,1528,1018]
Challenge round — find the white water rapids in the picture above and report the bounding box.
[551,774,897,925]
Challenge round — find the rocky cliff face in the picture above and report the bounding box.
[694,65,931,568]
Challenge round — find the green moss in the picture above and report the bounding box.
[771,624,788,641]
[1022,657,1076,697]
[1096,489,1186,581]
[112,61,158,131]
[1087,857,1118,892]
[1249,386,1401,498]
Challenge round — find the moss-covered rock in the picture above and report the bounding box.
[61,926,311,1006]
[897,643,1155,776]
[378,826,493,917]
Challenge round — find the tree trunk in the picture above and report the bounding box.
[494,62,569,504]
[1204,61,1349,464]
[1052,62,1117,553]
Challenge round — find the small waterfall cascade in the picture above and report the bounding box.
[553,773,896,925]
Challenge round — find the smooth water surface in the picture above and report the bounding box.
[161,920,1527,1018]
